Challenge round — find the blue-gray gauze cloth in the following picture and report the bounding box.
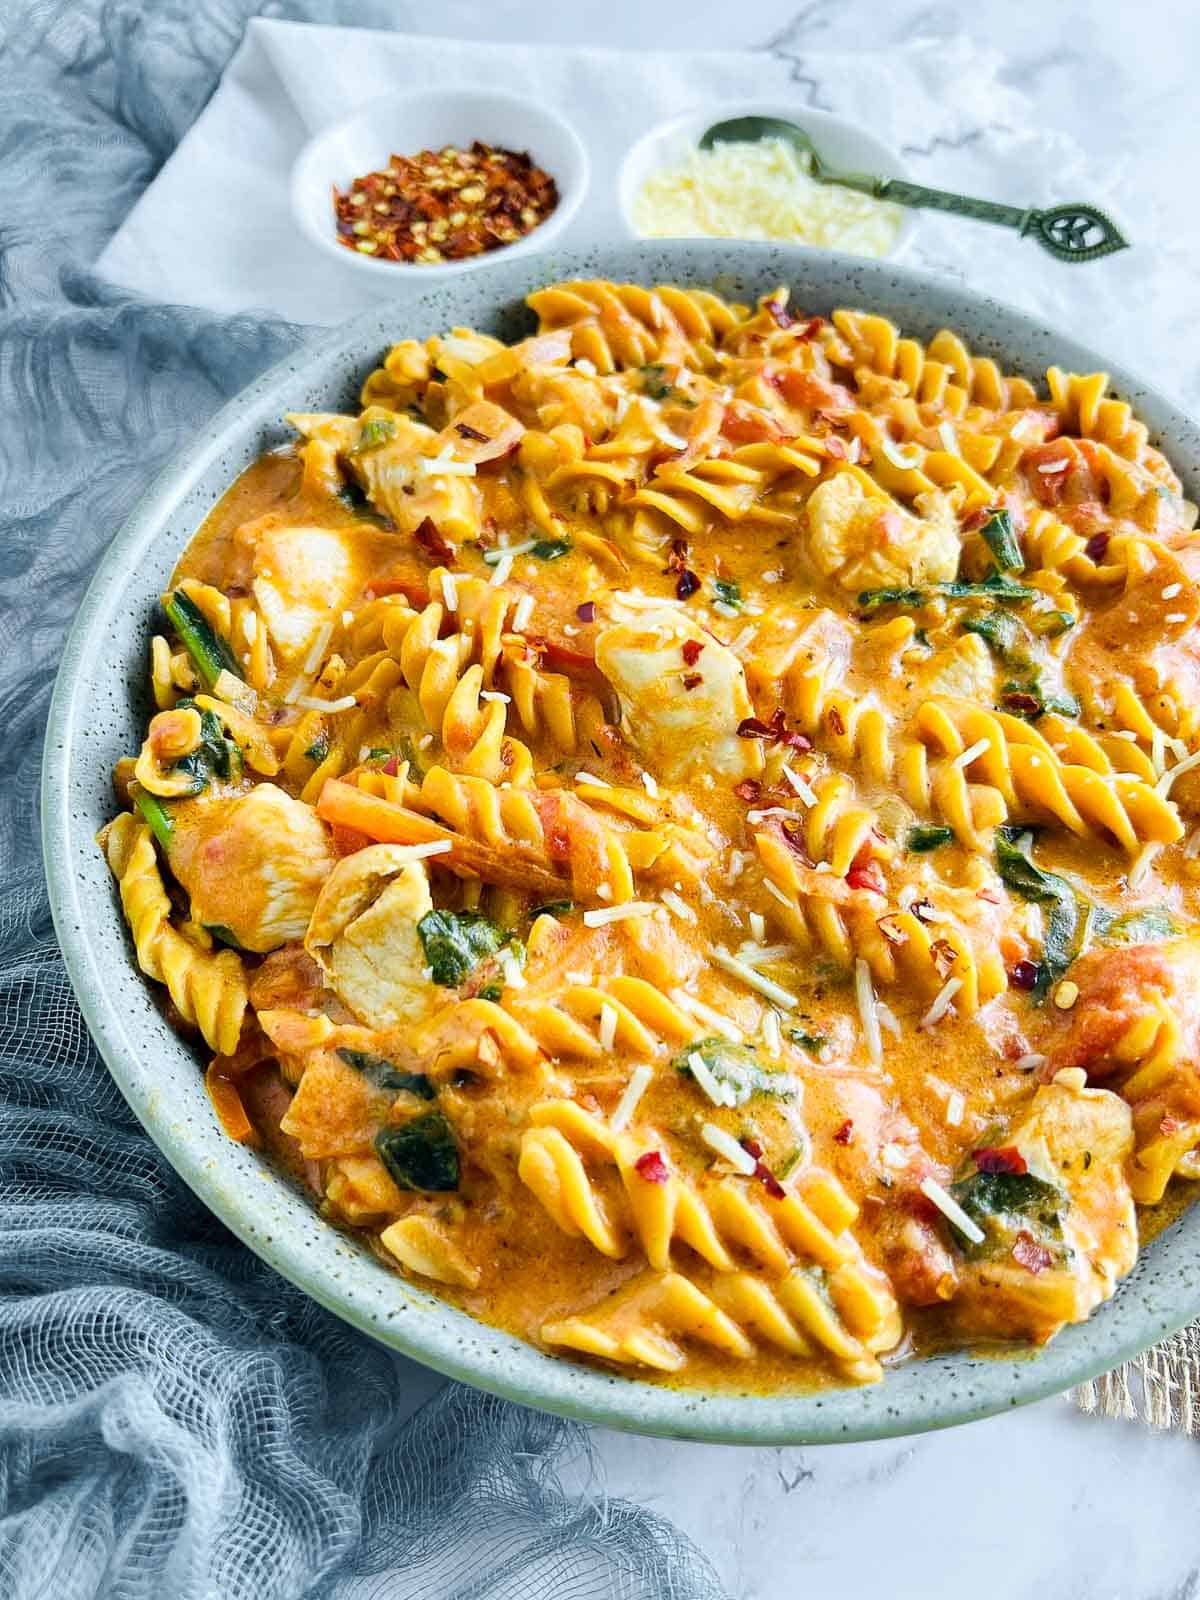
[0,3,727,1594]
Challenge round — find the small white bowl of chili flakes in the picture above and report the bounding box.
[291,88,589,282]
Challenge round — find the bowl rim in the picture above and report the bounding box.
[615,99,918,257]
[43,240,1200,1445]
[289,85,590,281]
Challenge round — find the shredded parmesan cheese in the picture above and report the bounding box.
[920,976,962,1029]
[295,693,357,713]
[488,553,514,587]
[711,945,798,1009]
[609,1065,653,1133]
[670,990,743,1043]
[598,1002,618,1052]
[700,1121,757,1174]
[660,889,696,924]
[301,620,333,676]
[953,737,991,770]
[920,1177,985,1245]
[511,593,534,632]
[688,1050,734,1108]
[641,770,660,798]
[582,902,658,928]
[631,137,903,259]
[855,958,882,1064]
[440,572,458,613]
[945,1090,965,1127]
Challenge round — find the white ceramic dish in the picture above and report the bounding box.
[43,242,1200,1445]
[290,88,589,286]
[618,101,917,258]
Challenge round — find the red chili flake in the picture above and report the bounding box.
[1012,1232,1054,1274]
[757,1164,786,1200]
[681,638,705,666]
[961,505,993,532]
[682,672,704,691]
[1085,530,1111,562]
[792,316,824,342]
[847,861,886,895]
[1161,1115,1181,1136]
[676,569,701,600]
[1001,692,1042,717]
[826,705,846,737]
[740,1137,764,1160]
[734,779,763,803]
[413,517,456,567]
[333,140,559,266]
[780,820,812,862]
[666,536,690,574]
[576,601,596,623]
[822,435,848,461]
[1010,959,1040,991]
[876,914,909,947]
[833,1118,854,1146]
[382,755,402,776]
[634,1150,670,1184]
[930,939,958,980]
[455,421,491,444]
[736,708,813,752]
[764,296,794,329]
[910,899,935,924]
[973,1145,1028,1176]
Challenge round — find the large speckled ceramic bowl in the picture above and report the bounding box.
[43,242,1200,1444]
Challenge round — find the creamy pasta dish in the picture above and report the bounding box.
[101,279,1200,1393]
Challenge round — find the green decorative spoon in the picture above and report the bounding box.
[699,116,1129,264]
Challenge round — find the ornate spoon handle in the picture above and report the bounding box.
[834,172,1128,263]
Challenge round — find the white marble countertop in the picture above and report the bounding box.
[364,3,1200,1595]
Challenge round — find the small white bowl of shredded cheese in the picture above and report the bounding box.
[620,102,915,259]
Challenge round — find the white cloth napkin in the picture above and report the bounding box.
[96,15,1167,405]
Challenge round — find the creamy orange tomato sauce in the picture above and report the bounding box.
[102,281,1200,1395]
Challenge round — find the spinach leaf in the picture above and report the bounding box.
[673,1037,795,1105]
[171,703,241,792]
[417,909,506,988]
[979,508,1024,572]
[998,679,1082,721]
[908,824,955,853]
[961,608,1031,665]
[305,732,331,764]
[337,1048,435,1099]
[857,585,927,613]
[530,900,573,920]
[948,1168,1068,1263]
[205,924,243,951]
[131,785,174,850]
[1091,906,1178,946]
[354,416,396,453]
[712,578,741,609]
[161,591,239,690]
[995,830,1080,999]
[375,1113,460,1191]
[531,538,571,560]
[639,363,677,401]
[788,1030,829,1058]
[476,982,503,1002]
[938,573,1038,603]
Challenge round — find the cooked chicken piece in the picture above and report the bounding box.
[919,632,997,704]
[595,607,763,783]
[803,470,959,592]
[288,409,481,545]
[947,1069,1136,1344]
[167,784,334,953]
[244,515,362,665]
[305,844,443,1030]
[1044,936,1200,1200]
